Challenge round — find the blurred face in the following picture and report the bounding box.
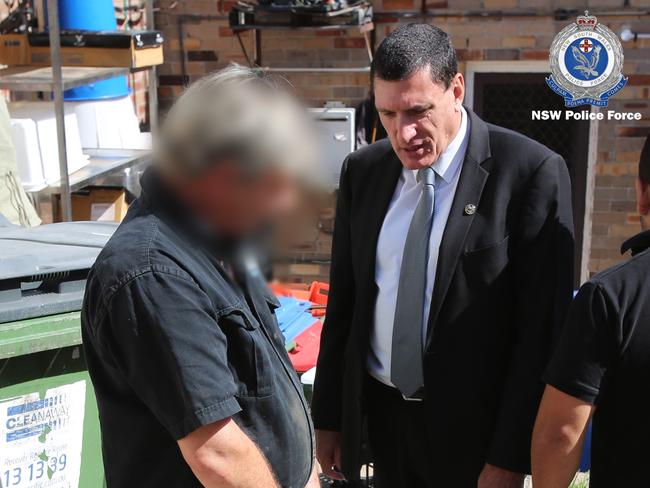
[374,68,465,170]
[180,161,299,239]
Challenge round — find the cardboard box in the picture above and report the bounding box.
[58,187,128,223]
[0,30,164,68]
[28,43,163,68]
[0,34,28,65]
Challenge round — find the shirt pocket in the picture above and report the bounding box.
[217,308,276,398]
[462,235,510,289]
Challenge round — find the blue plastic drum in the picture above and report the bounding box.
[58,0,117,30]
[54,0,131,101]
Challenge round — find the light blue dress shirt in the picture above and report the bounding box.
[368,107,471,387]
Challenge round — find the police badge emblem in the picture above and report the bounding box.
[546,11,627,107]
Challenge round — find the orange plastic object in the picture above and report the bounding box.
[270,282,308,300]
[308,281,329,306]
[270,281,330,307]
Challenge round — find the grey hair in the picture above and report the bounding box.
[156,63,316,178]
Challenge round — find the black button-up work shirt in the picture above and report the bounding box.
[81,170,313,488]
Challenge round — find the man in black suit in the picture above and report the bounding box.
[312,24,575,488]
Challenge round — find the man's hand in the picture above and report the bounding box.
[305,466,321,488]
[478,464,525,488]
[315,429,344,480]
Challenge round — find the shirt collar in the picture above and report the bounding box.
[621,229,650,256]
[403,106,469,185]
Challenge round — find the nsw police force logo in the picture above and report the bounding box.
[546,11,627,107]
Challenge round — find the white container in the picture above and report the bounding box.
[10,118,44,192]
[9,102,88,188]
[68,95,150,150]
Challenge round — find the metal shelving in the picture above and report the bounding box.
[228,1,374,66]
[38,148,151,194]
[0,0,157,222]
[0,66,131,92]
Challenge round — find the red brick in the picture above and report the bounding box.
[616,127,650,137]
[334,38,366,49]
[375,16,400,24]
[222,1,237,11]
[316,29,344,37]
[502,36,536,48]
[456,49,483,61]
[157,86,175,98]
[187,50,219,61]
[426,0,449,7]
[627,214,643,224]
[628,75,650,86]
[382,0,416,10]
[485,49,520,60]
[611,200,637,212]
[482,0,517,7]
[521,49,549,60]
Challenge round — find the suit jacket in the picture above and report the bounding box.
[312,109,575,486]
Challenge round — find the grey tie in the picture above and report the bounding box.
[391,166,436,397]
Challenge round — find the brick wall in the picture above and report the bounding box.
[1,0,646,279]
[113,0,150,124]
[154,0,373,111]
[0,1,643,279]
[152,0,647,279]
[590,23,650,274]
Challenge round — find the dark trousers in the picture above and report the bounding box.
[365,375,435,488]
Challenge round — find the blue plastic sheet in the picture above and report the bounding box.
[275,296,317,343]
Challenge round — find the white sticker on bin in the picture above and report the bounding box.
[0,380,86,488]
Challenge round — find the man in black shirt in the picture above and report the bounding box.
[532,135,650,488]
[82,66,318,488]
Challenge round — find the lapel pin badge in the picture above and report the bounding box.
[464,204,477,216]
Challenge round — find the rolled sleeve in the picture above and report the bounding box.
[103,269,242,439]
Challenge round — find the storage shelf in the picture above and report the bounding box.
[0,66,130,92]
[231,23,373,31]
[38,148,151,195]
[0,0,158,222]
[230,1,373,32]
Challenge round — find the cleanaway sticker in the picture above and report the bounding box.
[0,380,86,488]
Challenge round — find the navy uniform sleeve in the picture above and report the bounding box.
[103,270,242,439]
[543,281,618,404]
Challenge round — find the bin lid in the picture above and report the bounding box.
[0,221,117,323]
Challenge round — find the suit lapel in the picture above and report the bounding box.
[360,149,403,295]
[425,109,491,348]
